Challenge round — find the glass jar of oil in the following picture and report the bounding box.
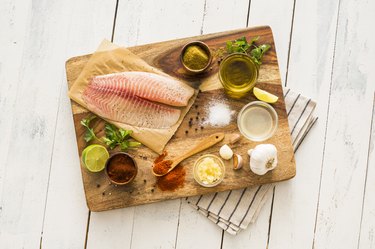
[219,53,259,98]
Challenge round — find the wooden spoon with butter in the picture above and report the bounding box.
[152,132,225,176]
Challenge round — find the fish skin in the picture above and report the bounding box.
[82,83,181,129]
[89,71,194,107]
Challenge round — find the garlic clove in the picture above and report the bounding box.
[232,154,243,170]
[219,144,233,160]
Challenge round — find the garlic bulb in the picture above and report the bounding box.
[219,144,233,160]
[247,144,277,175]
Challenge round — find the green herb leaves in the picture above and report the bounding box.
[226,36,259,54]
[225,36,271,66]
[250,44,271,65]
[81,115,141,151]
[80,116,99,142]
[103,123,141,150]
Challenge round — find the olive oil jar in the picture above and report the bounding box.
[219,53,259,98]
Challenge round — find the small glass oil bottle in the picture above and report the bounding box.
[219,53,259,98]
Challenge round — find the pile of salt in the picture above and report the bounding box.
[205,103,233,127]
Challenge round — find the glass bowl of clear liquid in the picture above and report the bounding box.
[237,101,278,141]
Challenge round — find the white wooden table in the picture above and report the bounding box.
[1,0,374,248]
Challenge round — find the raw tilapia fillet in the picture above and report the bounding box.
[82,84,181,129]
[88,71,194,106]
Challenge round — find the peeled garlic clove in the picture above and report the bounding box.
[219,144,233,160]
[233,154,243,170]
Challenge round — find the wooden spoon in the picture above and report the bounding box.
[152,132,225,176]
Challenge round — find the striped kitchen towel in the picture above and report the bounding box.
[186,88,317,235]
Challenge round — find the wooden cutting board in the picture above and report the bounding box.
[66,26,296,212]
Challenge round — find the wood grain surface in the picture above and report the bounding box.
[66,26,296,212]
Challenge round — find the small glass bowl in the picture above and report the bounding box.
[193,154,225,187]
[219,53,259,99]
[237,101,278,142]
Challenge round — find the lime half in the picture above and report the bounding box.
[253,87,279,103]
[82,144,109,172]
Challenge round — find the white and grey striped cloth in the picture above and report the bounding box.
[186,88,317,235]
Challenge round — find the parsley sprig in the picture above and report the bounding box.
[103,123,141,150]
[225,36,271,65]
[80,115,100,142]
[80,116,141,151]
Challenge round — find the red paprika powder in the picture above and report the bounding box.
[154,150,168,164]
[153,160,173,175]
[156,165,186,191]
[153,151,186,191]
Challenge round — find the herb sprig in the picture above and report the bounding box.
[225,36,271,65]
[80,115,141,151]
[103,123,141,150]
[80,115,100,142]
[250,44,271,65]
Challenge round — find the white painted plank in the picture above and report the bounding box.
[40,80,89,249]
[130,200,182,249]
[222,188,273,248]
[175,1,250,248]
[113,0,205,47]
[0,0,32,211]
[359,95,375,249]
[175,200,222,249]
[87,1,205,249]
[0,0,101,247]
[86,208,135,249]
[313,0,375,247]
[266,0,340,248]
[248,0,295,86]
[200,0,250,35]
[40,1,117,248]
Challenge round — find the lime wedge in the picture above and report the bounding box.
[82,144,109,172]
[81,145,91,163]
[253,87,279,103]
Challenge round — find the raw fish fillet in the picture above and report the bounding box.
[88,71,194,106]
[82,84,181,129]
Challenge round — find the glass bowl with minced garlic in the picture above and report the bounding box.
[193,154,225,187]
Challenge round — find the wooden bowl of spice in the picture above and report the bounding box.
[105,152,138,185]
[180,41,212,74]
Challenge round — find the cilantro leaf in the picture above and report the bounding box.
[226,41,233,53]
[104,123,140,151]
[250,44,271,65]
[224,36,271,66]
[81,117,141,151]
[80,115,99,142]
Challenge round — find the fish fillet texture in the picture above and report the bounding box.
[82,85,181,129]
[88,71,194,106]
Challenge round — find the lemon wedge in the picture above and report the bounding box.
[253,87,279,103]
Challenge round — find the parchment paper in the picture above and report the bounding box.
[69,40,197,154]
